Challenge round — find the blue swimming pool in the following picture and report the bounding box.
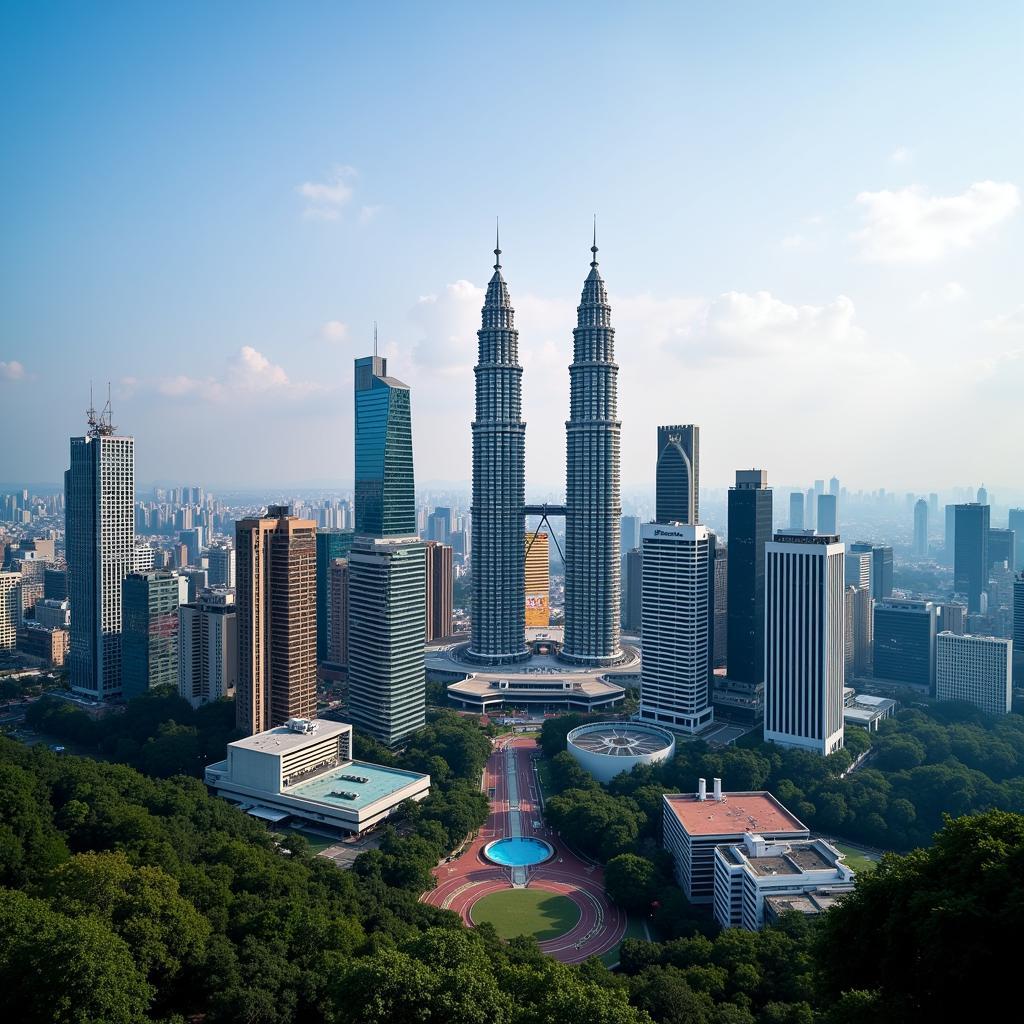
[483,837,554,867]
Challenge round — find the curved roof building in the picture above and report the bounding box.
[567,721,675,784]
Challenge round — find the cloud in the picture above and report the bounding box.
[854,180,1020,262]
[297,166,357,220]
[321,320,349,342]
[156,346,321,402]
[0,360,26,381]
[358,205,382,225]
[983,305,1024,334]
[781,234,806,249]
[914,281,967,309]
[410,279,485,373]
[890,146,913,164]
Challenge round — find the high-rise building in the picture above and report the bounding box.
[121,570,184,700]
[849,542,893,601]
[913,499,929,557]
[977,485,989,506]
[939,601,967,635]
[468,239,527,664]
[936,632,1011,715]
[944,503,956,566]
[424,541,454,641]
[207,543,236,589]
[316,529,354,664]
[1009,510,1024,571]
[563,238,622,666]
[656,425,699,525]
[0,571,20,649]
[789,492,804,531]
[988,528,1015,570]
[348,353,425,745]
[872,598,937,692]
[847,584,873,678]
[713,540,728,668]
[727,469,772,685]
[427,507,453,545]
[1013,574,1024,681]
[845,550,872,592]
[524,531,550,628]
[805,488,816,531]
[929,493,940,519]
[816,493,838,536]
[179,527,204,566]
[44,567,68,601]
[235,506,317,735]
[622,546,643,632]
[620,515,641,556]
[953,504,991,613]
[764,531,845,756]
[66,405,135,700]
[327,559,349,667]
[179,588,237,709]
[829,477,840,497]
[639,522,715,733]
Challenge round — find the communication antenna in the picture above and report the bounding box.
[86,380,98,434]
[373,321,378,358]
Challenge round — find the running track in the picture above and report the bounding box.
[421,735,627,963]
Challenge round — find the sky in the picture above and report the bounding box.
[2,1,1022,496]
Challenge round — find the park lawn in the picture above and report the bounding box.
[601,914,649,968]
[272,827,337,855]
[833,842,880,875]
[470,888,580,941]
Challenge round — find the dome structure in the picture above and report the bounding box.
[566,722,676,784]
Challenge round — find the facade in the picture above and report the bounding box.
[34,598,70,629]
[17,623,69,666]
[620,515,641,555]
[849,542,893,601]
[1014,574,1024,680]
[713,834,854,931]
[121,571,183,700]
[873,598,937,691]
[327,559,349,667]
[845,550,872,591]
[816,493,838,536]
[639,522,715,733]
[563,240,622,666]
[204,718,430,834]
[843,690,897,731]
[789,491,804,531]
[566,722,675,784]
[445,672,625,714]
[662,784,809,903]
[207,543,236,589]
[727,469,772,685]
[316,529,354,663]
[235,507,318,735]
[524,531,550,628]
[913,499,929,557]
[939,601,967,635]
[424,541,454,640]
[764,532,845,756]
[713,541,728,668]
[656,424,699,525]
[179,588,237,708]
[989,527,1015,570]
[953,504,990,613]
[846,584,873,677]
[622,546,643,632]
[1009,510,1024,570]
[936,632,1012,715]
[0,571,21,649]
[66,420,135,699]
[468,241,528,664]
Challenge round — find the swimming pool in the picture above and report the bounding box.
[483,837,554,867]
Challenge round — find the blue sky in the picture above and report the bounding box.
[2,2,1022,494]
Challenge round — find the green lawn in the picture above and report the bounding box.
[272,827,337,855]
[601,914,649,967]
[470,889,580,941]
[833,842,880,875]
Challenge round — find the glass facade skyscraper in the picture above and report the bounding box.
[316,529,353,664]
[656,425,699,525]
[872,598,937,692]
[953,504,990,613]
[121,570,184,700]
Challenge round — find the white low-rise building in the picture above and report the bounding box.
[204,718,430,834]
[713,834,854,931]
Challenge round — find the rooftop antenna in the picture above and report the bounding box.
[494,216,501,271]
[373,321,378,358]
[591,214,599,267]
[86,380,98,433]
[98,381,116,435]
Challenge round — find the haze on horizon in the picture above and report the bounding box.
[2,2,1022,496]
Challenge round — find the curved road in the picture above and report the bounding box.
[422,735,626,963]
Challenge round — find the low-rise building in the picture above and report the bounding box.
[17,622,69,666]
[446,673,626,714]
[842,689,897,731]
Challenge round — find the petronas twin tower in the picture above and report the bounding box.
[468,232,622,667]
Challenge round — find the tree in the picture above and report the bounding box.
[605,854,660,911]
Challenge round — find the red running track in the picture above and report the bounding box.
[422,735,626,963]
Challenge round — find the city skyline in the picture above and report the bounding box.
[2,4,1022,493]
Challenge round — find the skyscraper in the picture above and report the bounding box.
[622,546,643,632]
[327,559,349,667]
[0,572,20,650]
[563,236,622,666]
[829,476,840,497]
[639,521,714,733]
[179,587,237,709]
[936,632,1011,715]
[207,542,236,589]
[468,237,527,664]
[944,503,956,565]
[953,504,990,613]
[315,528,354,664]
[789,492,804,531]
[121,570,184,700]
[1013,573,1023,681]
[727,469,772,685]
[620,515,641,555]
[348,353,426,745]
[988,527,1015,570]
[524,531,550,628]
[872,599,937,692]
[424,541,454,641]
[850,542,893,601]
[1009,510,1024,570]
[817,493,838,536]
[913,498,929,557]
[235,506,317,735]
[764,531,845,756]
[66,401,135,699]
[655,425,699,525]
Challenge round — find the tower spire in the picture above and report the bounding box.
[494,217,501,271]
[591,214,598,267]
[373,320,378,358]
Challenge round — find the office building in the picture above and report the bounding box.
[727,469,772,685]
[789,491,804,531]
[805,488,816,531]
[327,559,349,667]
[639,522,715,733]
[843,690,897,732]
[936,632,1012,716]
[235,506,317,735]
[348,352,425,746]
[563,239,622,666]
[713,541,728,668]
[424,541,453,640]
[953,504,990,613]
[524,531,550,628]
[179,527,204,566]
[817,493,838,536]
[121,571,184,700]
[17,623,69,666]
[939,602,967,635]
[426,507,452,545]
[656,424,699,525]
[179,588,237,708]
[662,783,808,903]
[622,546,643,632]
[764,532,845,756]
[207,543,236,589]
[1009,510,1024,570]
[315,529,354,664]
[0,571,20,649]
[873,598,937,691]
[989,528,1015,570]
[66,404,135,700]
[849,542,893,601]
[44,567,68,601]
[844,584,872,678]
[620,515,641,555]
[913,498,929,557]
[204,718,429,835]
[713,834,854,932]
[845,550,872,592]
[1014,574,1023,681]
[34,598,70,629]
[944,504,956,565]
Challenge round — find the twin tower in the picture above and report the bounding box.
[468,233,622,666]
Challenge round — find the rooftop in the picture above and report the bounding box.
[764,888,853,918]
[665,791,807,837]
[229,719,350,755]
[286,760,426,810]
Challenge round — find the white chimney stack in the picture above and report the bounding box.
[698,778,707,802]
[713,777,723,801]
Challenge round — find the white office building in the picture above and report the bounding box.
[0,572,21,649]
[179,588,238,708]
[207,543,236,589]
[639,522,715,733]
[936,631,1012,716]
[764,531,846,756]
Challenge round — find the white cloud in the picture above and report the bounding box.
[890,146,913,164]
[297,166,357,220]
[0,360,26,381]
[983,305,1024,334]
[914,281,967,309]
[321,320,349,342]
[854,180,1020,262]
[358,204,382,225]
[781,234,806,249]
[156,346,321,401]
[410,279,485,373]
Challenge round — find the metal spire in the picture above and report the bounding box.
[590,214,599,267]
[494,217,502,271]
[373,320,378,357]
